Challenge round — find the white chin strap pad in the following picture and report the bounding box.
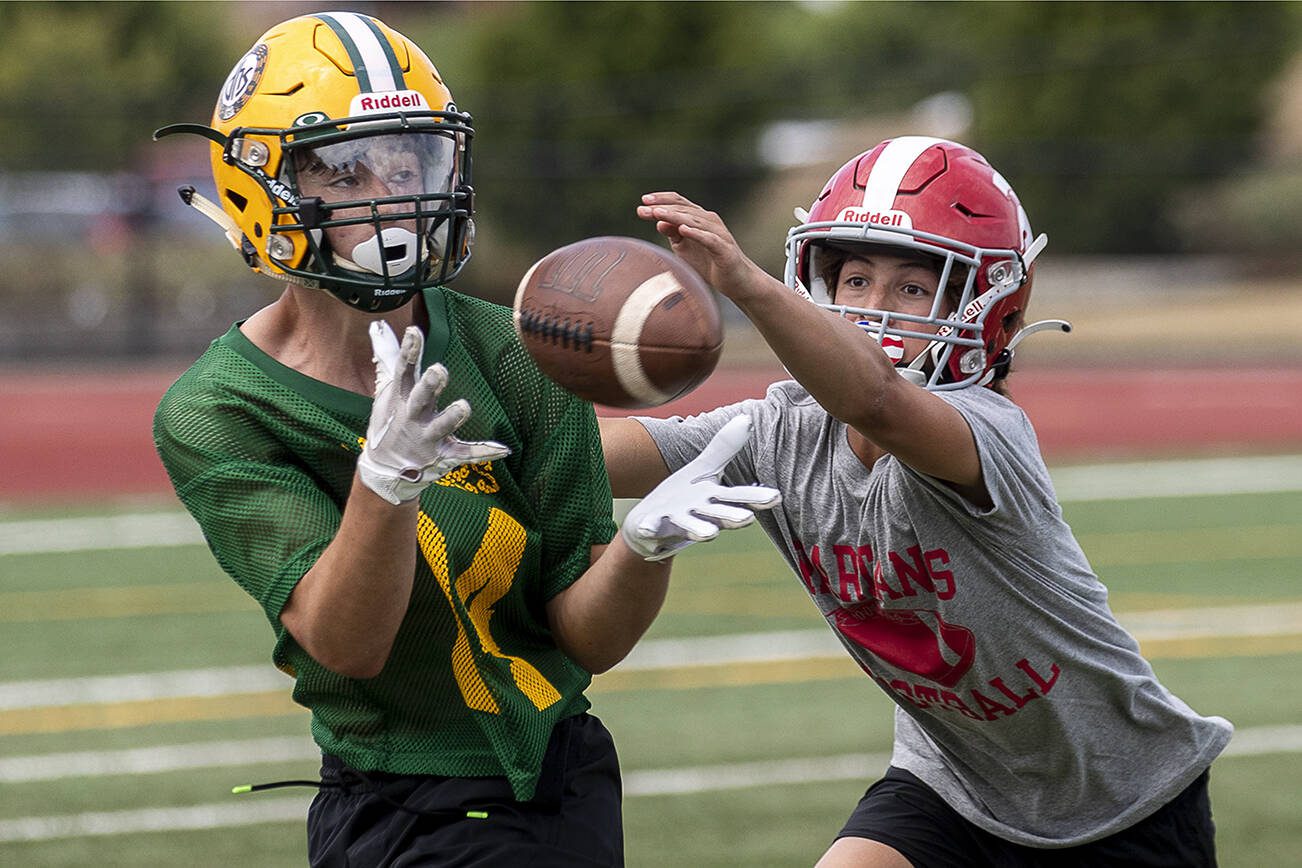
[348,227,421,276]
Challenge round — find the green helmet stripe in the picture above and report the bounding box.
[316,12,407,93]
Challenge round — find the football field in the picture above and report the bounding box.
[1,455,1300,866]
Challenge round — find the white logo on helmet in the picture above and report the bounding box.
[218,44,268,121]
[348,90,431,116]
[835,207,912,229]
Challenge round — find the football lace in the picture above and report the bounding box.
[517,309,595,351]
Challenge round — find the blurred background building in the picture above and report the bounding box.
[1,0,1299,367]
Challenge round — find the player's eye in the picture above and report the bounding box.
[325,172,360,190]
[388,169,418,187]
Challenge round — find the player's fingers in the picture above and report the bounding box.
[674,514,723,542]
[424,396,471,440]
[396,327,425,396]
[688,415,753,476]
[440,436,512,466]
[690,502,758,529]
[398,326,424,364]
[369,320,401,379]
[674,221,732,254]
[644,203,722,233]
[641,191,698,208]
[640,512,718,543]
[408,362,449,413]
[654,220,683,244]
[712,484,783,510]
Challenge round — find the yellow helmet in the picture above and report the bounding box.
[155,12,474,311]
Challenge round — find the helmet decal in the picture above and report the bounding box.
[315,12,407,92]
[858,136,949,210]
[349,90,430,117]
[217,44,267,121]
[292,112,330,127]
[833,206,911,228]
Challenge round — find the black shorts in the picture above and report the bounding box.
[837,765,1217,867]
[306,713,623,867]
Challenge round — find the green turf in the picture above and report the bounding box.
[1,483,1299,866]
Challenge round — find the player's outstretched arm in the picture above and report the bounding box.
[637,192,980,490]
[548,416,780,673]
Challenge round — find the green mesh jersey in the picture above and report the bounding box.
[154,287,617,800]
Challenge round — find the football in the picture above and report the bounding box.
[513,236,723,409]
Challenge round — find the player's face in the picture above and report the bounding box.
[832,253,948,363]
[293,132,457,261]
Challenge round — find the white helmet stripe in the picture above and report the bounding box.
[861,136,951,211]
[317,12,402,93]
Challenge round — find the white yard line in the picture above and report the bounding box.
[0,665,288,711]
[0,512,204,555]
[1048,453,1302,502]
[3,454,1301,557]
[2,601,1299,712]
[0,727,1299,842]
[0,736,319,783]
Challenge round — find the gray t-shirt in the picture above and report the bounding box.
[637,380,1231,847]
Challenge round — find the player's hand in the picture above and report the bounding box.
[622,415,781,561]
[357,321,511,505]
[636,192,770,304]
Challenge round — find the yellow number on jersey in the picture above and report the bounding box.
[417,508,561,713]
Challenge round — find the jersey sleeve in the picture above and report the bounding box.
[914,388,1061,532]
[632,381,803,486]
[153,381,343,629]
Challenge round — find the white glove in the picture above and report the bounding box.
[357,321,511,505]
[622,415,781,561]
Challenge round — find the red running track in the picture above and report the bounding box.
[3,365,1301,502]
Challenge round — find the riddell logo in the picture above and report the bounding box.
[836,207,911,229]
[350,90,430,115]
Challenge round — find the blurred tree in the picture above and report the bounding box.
[0,1,236,170]
[449,1,789,259]
[958,1,1297,253]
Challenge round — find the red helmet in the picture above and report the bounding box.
[784,137,1055,390]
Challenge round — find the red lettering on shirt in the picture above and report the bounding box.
[925,548,955,600]
[971,688,1018,720]
[794,538,832,595]
[833,544,865,602]
[989,676,1040,710]
[1016,658,1061,694]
